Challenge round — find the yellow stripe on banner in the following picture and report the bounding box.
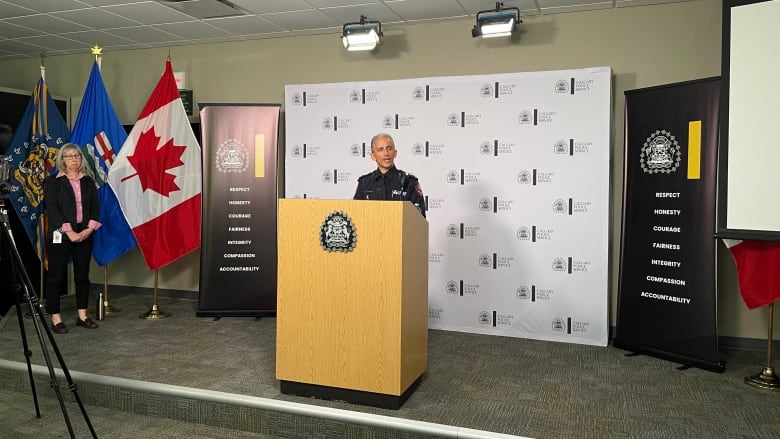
[255,134,265,178]
[687,121,701,180]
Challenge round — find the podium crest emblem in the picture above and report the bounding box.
[320,211,357,252]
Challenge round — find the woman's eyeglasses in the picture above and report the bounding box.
[63,154,82,160]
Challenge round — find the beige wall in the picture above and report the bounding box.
[1,0,776,340]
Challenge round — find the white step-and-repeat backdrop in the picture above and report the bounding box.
[284,66,611,346]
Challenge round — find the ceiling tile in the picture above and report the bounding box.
[320,4,404,25]
[5,14,90,34]
[305,0,383,7]
[204,15,286,35]
[384,0,468,21]
[230,0,314,14]
[59,29,136,46]
[0,0,37,18]
[0,21,39,38]
[52,8,142,29]
[108,25,186,44]
[155,21,231,39]
[103,2,196,25]
[457,0,539,16]
[17,35,87,51]
[2,0,89,13]
[260,9,342,31]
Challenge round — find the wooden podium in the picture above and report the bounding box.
[276,199,428,409]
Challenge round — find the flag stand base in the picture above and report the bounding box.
[139,304,170,320]
[105,303,122,314]
[139,271,170,319]
[745,367,780,390]
[745,303,779,391]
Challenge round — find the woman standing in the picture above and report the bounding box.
[44,143,101,333]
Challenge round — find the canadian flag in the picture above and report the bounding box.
[723,239,780,309]
[107,59,201,270]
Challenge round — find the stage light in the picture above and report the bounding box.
[472,2,521,38]
[342,15,383,52]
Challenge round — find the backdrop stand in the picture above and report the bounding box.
[139,270,169,320]
[102,266,121,314]
[745,302,780,390]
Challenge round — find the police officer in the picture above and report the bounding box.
[353,133,426,217]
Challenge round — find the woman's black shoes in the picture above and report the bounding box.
[76,317,98,329]
[51,322,68,334]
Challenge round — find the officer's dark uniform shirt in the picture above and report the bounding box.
[353,166,426,217]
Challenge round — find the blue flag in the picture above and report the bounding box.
[3,78,69,261]
[71,61,137,266]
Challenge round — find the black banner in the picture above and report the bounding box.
[615,78,723,372]
[197,104,280,317]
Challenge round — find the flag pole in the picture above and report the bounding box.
[745,302,780,390]
[102,266,121,314]
[38,51,47,314]
[139,270,170,319]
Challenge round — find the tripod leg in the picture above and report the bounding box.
[12,283,41,418]
[1,205,92,439]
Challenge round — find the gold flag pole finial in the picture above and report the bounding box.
[91,44,103,69]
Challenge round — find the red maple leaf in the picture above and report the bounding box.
[122,127,185,197]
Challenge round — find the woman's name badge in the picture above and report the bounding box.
[53,230,62,244]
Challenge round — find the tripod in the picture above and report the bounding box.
[0,193,97,438]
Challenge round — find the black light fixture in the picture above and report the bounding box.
[471,2,521,38]
[342,15,383,52]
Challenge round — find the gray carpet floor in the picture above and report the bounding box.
[0,287,778,439]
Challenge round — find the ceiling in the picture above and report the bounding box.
[0,0,688,61]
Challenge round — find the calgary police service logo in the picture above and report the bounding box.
[516,227,530,240]
[412,142,425,156]
[480,141,493,155]
[445,224,459,238]
[641,130,681,174]
[479,197,493,212]
[349,144,361,156]
[291,145,303,158]
[446,170,459,184]
[478,311,492,325]
[349,90,361,103]
[412,87,425,100]
[215,139,248,173]
[480,83,493,97]
[322,118,333,130]
[517,110,533,124]
[552,317,566,332]
[517,170,532,184]
[478,254,492,267]
[554,140,569,154]
[552,257,567,272]
[321,170,333,183]
[446,281,459,295]
[554,79,570,94]
[382,115,394,129]
[447,113,460,127]
[320,211,357,253]
[552,199,568,214]
[291,92,302,105]
[516,286,530,300]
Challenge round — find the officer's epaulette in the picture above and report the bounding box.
[357,170,378,181]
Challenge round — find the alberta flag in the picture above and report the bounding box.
[107,59,201,271]
[723,239,780,309]
[71,61,137,266]
[3,78,69,260]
